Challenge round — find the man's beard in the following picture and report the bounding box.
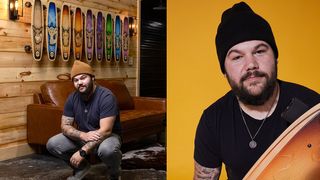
[226,66,277,105]
[77,78,94,101]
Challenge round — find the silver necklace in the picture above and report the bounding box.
[239,106,271,149]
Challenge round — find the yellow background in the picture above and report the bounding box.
[168,0,320,179]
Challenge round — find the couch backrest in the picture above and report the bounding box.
[40,79,134,110]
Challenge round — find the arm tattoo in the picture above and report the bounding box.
[194,161,221,180]
[61,115,82,141]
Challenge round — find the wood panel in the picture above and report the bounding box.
[0,67,136,82]
[0,126,26,145]
[0,141,34,161]
[0,111,26,130]
[0,81,42,98]
[0,36,30,52]
[0,95,33,114]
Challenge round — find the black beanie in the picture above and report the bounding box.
[215,2,278,74]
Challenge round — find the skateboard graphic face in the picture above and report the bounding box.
[123,16,129,63]
[106,14,113,62]
[31,0,44,61]
[85,9,94,62]
[47,1,58,61]
[95,11,104,61]
[114,15,121,63]
[61,4,71,61]
[73,7,83,61]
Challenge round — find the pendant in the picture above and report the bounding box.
[249,140,257,149]
[84,109,88,113]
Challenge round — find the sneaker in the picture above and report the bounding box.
[67,163,91,180]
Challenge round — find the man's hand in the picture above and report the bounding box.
[80,130,101,142]
[70,151,84,168]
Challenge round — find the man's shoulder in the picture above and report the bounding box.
[204,90,235,115]
[279,80,320,106]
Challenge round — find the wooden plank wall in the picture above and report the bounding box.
[0,0,138,160]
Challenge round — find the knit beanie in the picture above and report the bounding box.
[70,60,94,79]
[215,2,278,74]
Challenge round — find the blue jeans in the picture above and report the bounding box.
[46,133,122,176]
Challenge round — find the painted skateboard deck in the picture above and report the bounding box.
[60,4,71,61]
[114,15,121,63]
[95,11,103,61]
[122,17,129,63]
[244,103,320,179]
[46,1,58,61]
[73,7,83,61]
[85,9,94,62]
[106,13,113,62]
[31,0,44,61]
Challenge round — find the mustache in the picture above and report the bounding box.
[240,71,267,82]
[77,85,86,90]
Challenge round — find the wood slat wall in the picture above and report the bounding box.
[0,0,138,160]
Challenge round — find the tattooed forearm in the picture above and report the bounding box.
[194,161,221,180]
[61,115,82,140]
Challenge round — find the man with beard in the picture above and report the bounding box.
[47,61,122,180]
[194,2,320,180]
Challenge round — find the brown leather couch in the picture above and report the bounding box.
[27,79,166,151]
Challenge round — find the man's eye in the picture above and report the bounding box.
[232,56,242,61]
[255,49,266,55]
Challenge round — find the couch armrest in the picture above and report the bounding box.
[132,96,166,111]
[27,104,63,145]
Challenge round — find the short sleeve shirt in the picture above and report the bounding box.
[63,86,121,135]
[194,80,320,179]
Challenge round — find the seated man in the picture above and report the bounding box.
[47,61,122,180]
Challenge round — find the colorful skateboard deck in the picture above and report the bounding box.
[95,11,103,61]
[60,4,71,61]
[106,13,113,62]
[31,0,44,61]
[85,9,94,62]
[122,16,129,63]
[46,1,58,61]
[244,103,320,179]
[73,7,83,61]
[114,15,121,63]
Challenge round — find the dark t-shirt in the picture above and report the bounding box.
[64,85,121,136]
[194,80,320,179]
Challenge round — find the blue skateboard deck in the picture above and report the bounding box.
[46,1,58,61]
[114,15,121,63]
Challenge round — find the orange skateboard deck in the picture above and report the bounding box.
[73,7,83,61]
[60,4,71,61]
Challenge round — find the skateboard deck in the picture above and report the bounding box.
[85,9,94,62]
[95,11,103,61]
[46,1,58,61]
[73,7,83,61]
[122,16,129,63]
[60,4,71,61]
[114,15,121,63]
[106,13,113,62]
[244,103,320,179]
[31,0,44,61]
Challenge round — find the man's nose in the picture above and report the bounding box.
[245,55,259,71]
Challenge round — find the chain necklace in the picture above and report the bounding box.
[239,105,271,149]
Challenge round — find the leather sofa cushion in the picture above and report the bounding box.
[40,79,134,110]
[120,110,165,129]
